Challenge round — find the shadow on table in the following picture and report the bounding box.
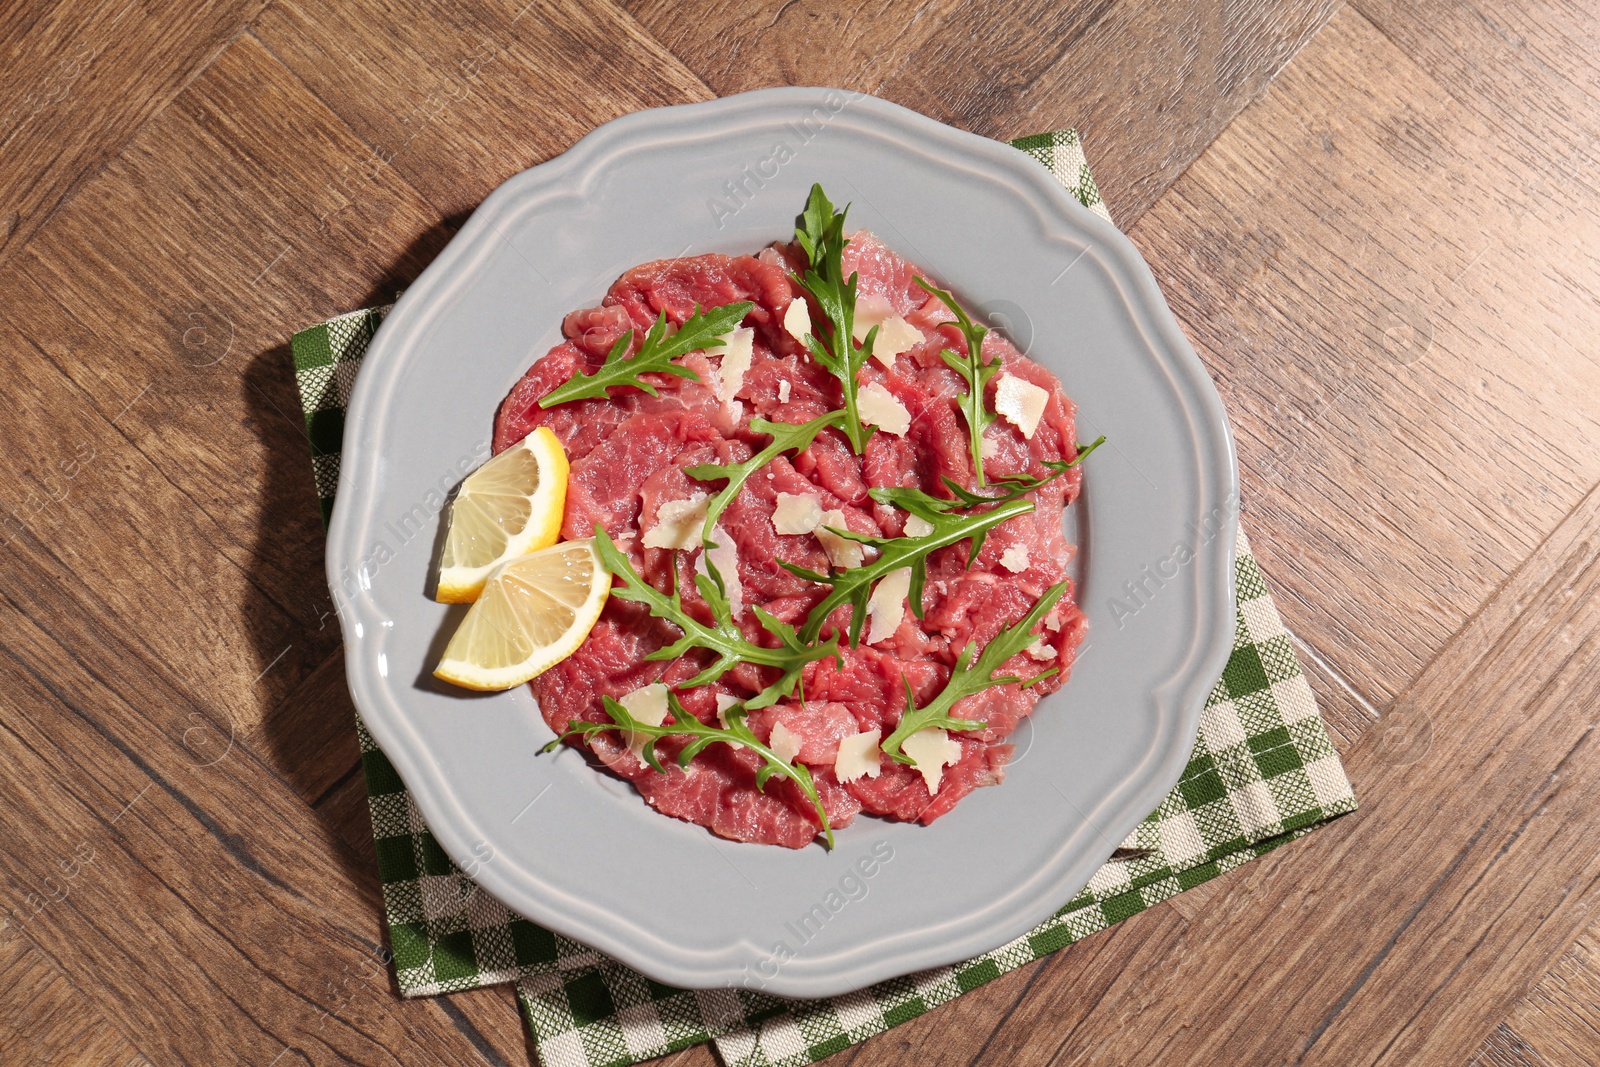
[238,216,463,911]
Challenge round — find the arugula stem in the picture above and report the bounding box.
[539,301,754,408]
[882,581,1067,763]
[839,370,868,454]
[914,277,997,487]
[545,692,836,848]
[785,495,1035,646]
[684,411,845,549]
[594,525,840,707]
[937,435,1107,511]
[793,184,875,454]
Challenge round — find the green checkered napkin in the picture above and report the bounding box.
[290,130,1356,1067]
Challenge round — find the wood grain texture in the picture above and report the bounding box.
[0,937,148,1065]
[619,0,959,96]
[1127,6,1600,709]
[2,0,1599,1062]
[0,585,505,1064]
[812,900,1193,1067]
[821,3,1600,1063]
[0,0,265,269]
[256,649,362,808]
[622,0,1339,223]
[948,462,1600,1067]
[1474,924,1600,1066]
[1472,1024,1554,1067]
[877,0,1341,223]
[254,0,714,221]
[0,33,452,802]
[0,27,546,1066]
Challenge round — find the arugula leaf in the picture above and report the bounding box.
[914,277,999,485]
[937,436,1107,510]
[683,411,845,548]
[593,525,839,709]
[792,184,876,454]
[882,581,1067,764]
[538,301,755,408]
[783,491,1036,647]
[545,691,835,848]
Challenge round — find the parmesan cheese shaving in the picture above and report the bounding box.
[999,545,1030,573]
[866,567,912,645]
[641,493,708,550]
[833,729,882,783]
[783,298,811,343]
[901,727,963,795]
[715,693,745,748]
[1026,638,1058,661]
[693,355,722,404]
[851,295,895,342]
[994,374,1049,439]
[712,327,754,404]
[872,315,922,367]
[851,295,923,367]
[695,524,744,618]
[769,721,803,764]
[816,509,866,569]
[772,491,824,536]
[777,379,791,403]
[857,382,910,435]
[903,513,935,538]
[619,682,669,758]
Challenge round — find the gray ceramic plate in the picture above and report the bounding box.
[328,87,1238,999]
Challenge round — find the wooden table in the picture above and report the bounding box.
[3,0,1598,1063]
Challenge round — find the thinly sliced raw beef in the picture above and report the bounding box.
[499,232,1088,847]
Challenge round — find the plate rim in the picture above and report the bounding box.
[327,86,1239,998]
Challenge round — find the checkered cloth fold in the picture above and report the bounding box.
[289,129,1356,1067]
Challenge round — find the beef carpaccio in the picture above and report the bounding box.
[495,232,1088,848]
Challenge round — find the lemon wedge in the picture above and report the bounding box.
[433,539,610,691]
[436,427,568,603]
